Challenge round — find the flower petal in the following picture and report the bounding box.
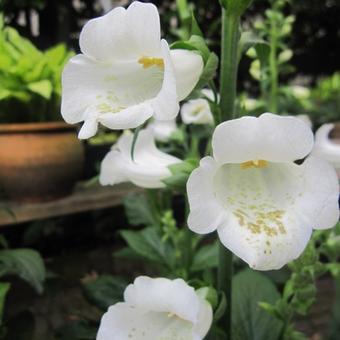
[124,276,200,323]
[187,157,225,234]
[194,297,213,339]
[151,40,180,121]
[312,123,340,169]
[212,162,319,270]
[80,2,161,61]
[100,130,181,189]
[61,54,108,125]
[99,102,154,130]
[99,150,128,186]
[294,156,339,230]
[97,303,195,340]
[212,113,314,164]
[171,49,204,101]
[147,118,177,142]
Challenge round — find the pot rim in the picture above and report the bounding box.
[0,122,77,134]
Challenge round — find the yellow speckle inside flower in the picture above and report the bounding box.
[138,56,164,70]
[233,208,286,237]
[240,160,268,170]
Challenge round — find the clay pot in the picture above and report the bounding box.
[0,122,84,202]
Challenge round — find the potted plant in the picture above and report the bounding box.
[0,17,84,202]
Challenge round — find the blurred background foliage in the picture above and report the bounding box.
[0,0,339,124]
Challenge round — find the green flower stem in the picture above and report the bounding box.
[218,4,246,339]
[219,8,241,121]
[269,14,278,113]
[218,241,233,339]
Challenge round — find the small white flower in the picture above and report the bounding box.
[96,276,213,340]
[187,113,339,270]
[312,123,340,169]
[180,89,214,125]
[61,1,203,139]
[99,129,181,188]
[147,118,177,142]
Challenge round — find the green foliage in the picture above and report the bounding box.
[0,248,46,294]
[163,158,199,192]
[123,192,159,227]
[56,320,98,340]
[0,21,74,123]
[191,241,219,273]
[119,227,177,271]
[82,275,128,311]
[232,269,283,340]
[0,282,10,326]
[220,0,253,17]
[259,240,324,339]
[247,0,295,112]
[309,72,340,125]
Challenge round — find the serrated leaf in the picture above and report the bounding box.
[120,228,175,268]
[123,193,157,227]
[232,269,283,340]
[0,249,46,294]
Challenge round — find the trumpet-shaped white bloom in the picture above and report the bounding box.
[180,89,214,125]
[147,118,178,142]
[96,276,213,340]
[99,129,181,188]
[61,1,203,139]
[187,113,339,270]
[312,123,340,169]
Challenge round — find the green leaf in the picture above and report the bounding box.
[238,31,269,62]
[163,158,199,192]
[191,241,218,272]
[220,0,253,16]
[232,269,283,340]
[123,193,157,227]
[120,227,175,268]
[0,282,10,326]
[171,35,210,63]
[0,249,46,294]
[82,275,127,311]
[195,52,219,89]
[27,80,52,99]
[191,13,204,37]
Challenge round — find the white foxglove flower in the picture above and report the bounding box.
[97,276,213,340]
[187,113,339,270]
[180,89,214,125]
[147,118,177,142]
[99,129,181,188]
[312,123,340,169]
[61,1,203,139]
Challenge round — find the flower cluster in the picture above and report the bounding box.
[60,1,339,339]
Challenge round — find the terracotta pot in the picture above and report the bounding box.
[0,122,84,202]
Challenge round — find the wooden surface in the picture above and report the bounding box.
[0,183,138,226]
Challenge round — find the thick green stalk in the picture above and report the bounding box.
[218,241,233,339]
[269,15,278,113]
[217,6,243,340]
[219,9,240,121]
